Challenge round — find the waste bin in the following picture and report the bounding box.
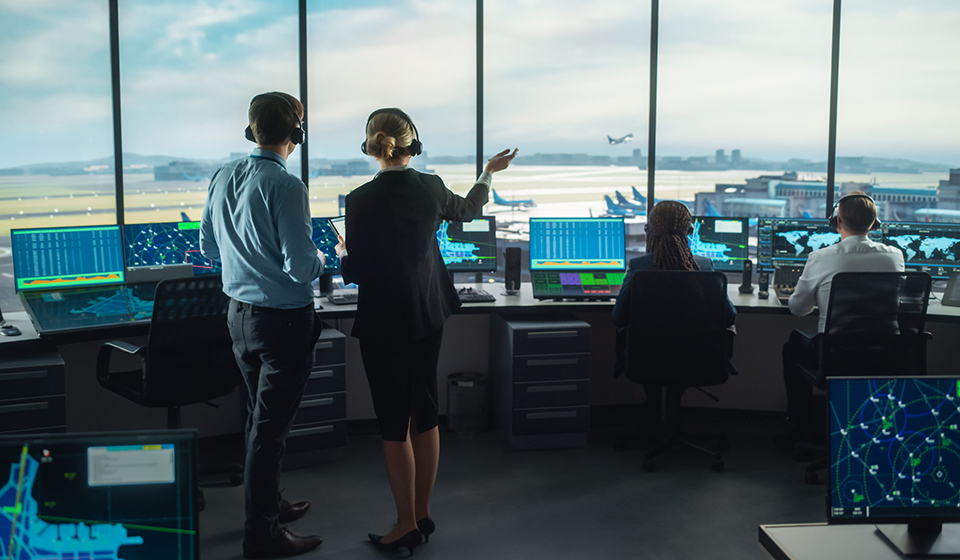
[446,372,488,434]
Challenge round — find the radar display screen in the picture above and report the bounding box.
[311,217,341,272]
[438,217,497,272]
[828,377,960,524]
[689,216,749,272]
[882,221,960,279]
[12,226,125,292]
[123,221,220,276]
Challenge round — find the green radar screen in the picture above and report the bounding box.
[829,378,960,520]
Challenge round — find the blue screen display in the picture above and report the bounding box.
[123,221,220,276]
[689,216,749,271]
[529,218,625,270]
[311,217,341,271]
[12,225,125,291]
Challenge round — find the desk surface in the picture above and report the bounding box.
[19,281,960,340]
[757,522,960,560]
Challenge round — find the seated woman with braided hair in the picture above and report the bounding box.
[610,200,737,421]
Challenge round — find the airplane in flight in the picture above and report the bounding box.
[604,195,639,217]
[607,133,634,145]
[492,189,536,209]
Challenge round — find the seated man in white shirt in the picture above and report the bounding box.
[776,192,904,449]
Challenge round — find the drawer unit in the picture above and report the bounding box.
[0,348,66,435]
[490,314,590,449]
[284,324,347,469]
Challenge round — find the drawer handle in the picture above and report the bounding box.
[0,370,49,381]
[315,341,334,350]
[527,331,578,339]
[310,369,335,379]
[290,425,335,436]
[300,397,335,408]
[526,411,578,420]
[526,358,578,367]
[0,402,49,414]
[527,385,578,393]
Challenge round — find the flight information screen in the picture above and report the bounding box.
[529,217,625,270]
[123,221,220,276]
[438,217,497,272]
[828,377,960,524]
[311,217,341,272]
[0,430,198,559]
[12,226,125,292]
[881,221,960,278]
[689,216,749,271]
[757,218,840,269]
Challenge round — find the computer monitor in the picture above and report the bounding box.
[689,216,750,272]
[11,225,126,292]
[123,221,221,280]
[0,429,199,559]
[311,217,341,272]
[529,217,626,270]
[438,217,497,272]
[881,221,960,279]
[756,218,841,270]
[828,376,960,553]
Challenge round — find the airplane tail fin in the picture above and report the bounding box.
[180,212,191,222]
[492,189,506,205]
[632,186,646,203]
[616,191,629,205]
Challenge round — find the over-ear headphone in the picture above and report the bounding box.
[828,193,881,231]
[360,108,422,157]
[244,92,304,145]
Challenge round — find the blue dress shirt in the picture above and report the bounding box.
[200,148,323,308]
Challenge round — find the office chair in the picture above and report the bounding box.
[791,271,932,484]
[618,271,732,472]
[96,276,243,490]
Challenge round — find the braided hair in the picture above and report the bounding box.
[646,200,700,271]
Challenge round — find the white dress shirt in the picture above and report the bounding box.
[788,235,905,332]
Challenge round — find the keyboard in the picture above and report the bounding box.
[326,292,359,305]
[458,287,496,303]
[773,266,802,288]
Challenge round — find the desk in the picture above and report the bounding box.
[757,522,960,560]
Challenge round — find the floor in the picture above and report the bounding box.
[198,411,825,560]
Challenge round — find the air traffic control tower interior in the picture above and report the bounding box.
[2,2,960,559]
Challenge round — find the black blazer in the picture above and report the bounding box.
[341,168,488,340]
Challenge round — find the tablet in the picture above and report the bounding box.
[943,271,960,307]
[329,216,345,239]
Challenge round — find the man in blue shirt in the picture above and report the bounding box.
[200,92,324,559]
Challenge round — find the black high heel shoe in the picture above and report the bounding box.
[416,517,435,543]
[368,528,423,557]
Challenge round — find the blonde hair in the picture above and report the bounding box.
[364,111,416,161]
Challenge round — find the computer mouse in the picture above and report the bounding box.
[0,323,22,337]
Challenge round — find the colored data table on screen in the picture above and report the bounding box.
[529,218,626,270]
[531,271,626,296]
[12,226,125,291]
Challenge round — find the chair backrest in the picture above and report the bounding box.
[625,271,729,388]
[142,275,239,406]
[819,271,931,378]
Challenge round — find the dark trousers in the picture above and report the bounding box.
[781,330,820,438]
[227,300,322,539]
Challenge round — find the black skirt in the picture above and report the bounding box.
[359,327,444,441]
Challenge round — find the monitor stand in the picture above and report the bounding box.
[876,522,960,556]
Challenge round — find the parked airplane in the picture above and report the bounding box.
[798,204,814,219]
[607,133,634,145]
[492,189,536,208]
[604,195,639,217]
[182,172,207,182]
[703,199,721,217]
[615,191,646,213]
[180,212,192,222]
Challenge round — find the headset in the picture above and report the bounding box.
[828,192,881,231]
[360,108,422,157]
[244,92,304,145]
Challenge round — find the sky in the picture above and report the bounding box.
[0,0,957,169]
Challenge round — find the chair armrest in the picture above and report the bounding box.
[96,340,146,382]
[924,331,933,341]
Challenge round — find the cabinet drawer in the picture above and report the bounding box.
[513,323,590,356]
[286,419,347,452]
[513,380,589,409]
[511,354,589,383]
[314,329,346,366]
[304,364,345,395]
[294,392,346,425]
[0,396,66,434]
[512,406,589,436]
[0,364,65,400]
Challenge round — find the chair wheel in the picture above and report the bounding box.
[712,457,725,472]
[804,470,820,485]
[642,458,656,472]
[719,437,731,452]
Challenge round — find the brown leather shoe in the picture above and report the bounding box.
[242,526,322,559]
[279,499,311,524]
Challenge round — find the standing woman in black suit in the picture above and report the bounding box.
[335,108,516,555]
